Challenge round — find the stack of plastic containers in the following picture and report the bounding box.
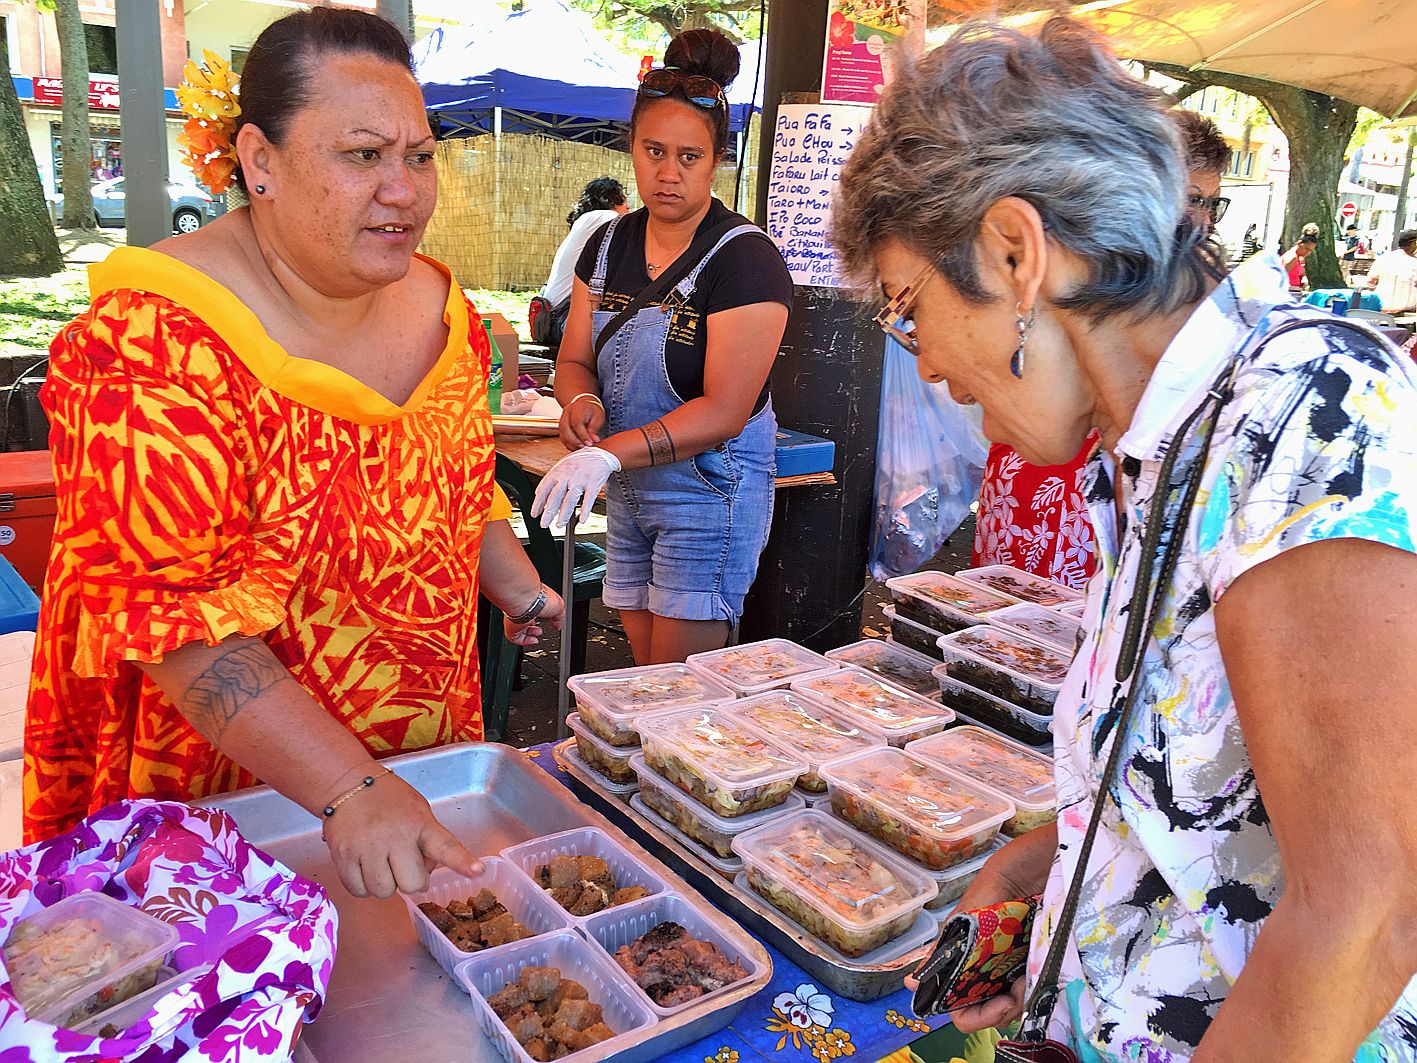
[983,603,1081,654]
[722,690,885,793]
[884,571,1022,660]
[935,626,1071,746]
[791,667,955,748]
[954,564,1084,609]
[907,726,1057,837]
[685,638,839,697]
[825,638,945,702]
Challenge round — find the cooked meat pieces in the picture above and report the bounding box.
[575,856,613,889]
[446,921,482,953]
[472,889,502,917]
[545,855,580,890]
[480,912,529,948]
[574,1023,615,1049]
[611,885,651,907]
[551,998,603,1032]
[492,972,609,1056]
[505,1004,544,1044]
[568,881,611,917]
[535,854,643,916]
[523,1038,551,1062]
[421,890,532,953]
[417,902,456,934]
[613,921,749,1006]
[446,898,475,919]
[519,965,561,1002]
[487,982,529,1018]
[546,978,589,1011]
[678,937,748,988]
[660,984,706,1007]
[627,921,687,964]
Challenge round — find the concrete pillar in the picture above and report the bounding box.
[115,0,169,247]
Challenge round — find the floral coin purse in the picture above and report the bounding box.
[910,896,1040,1017]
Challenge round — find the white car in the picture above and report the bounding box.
[48,177,227,233]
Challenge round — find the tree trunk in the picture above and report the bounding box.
[0,29,64,276]
[1393,130,1415,249]
[54,0,95,230]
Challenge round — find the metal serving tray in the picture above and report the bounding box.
[557,740,935,1002]
[202,742,771,1063]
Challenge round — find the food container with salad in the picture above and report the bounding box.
[825,639,944,701]
[933,670,1054,748]
[731,809,936,958]
[886,571,1020,633]
[568,664,734,747]
[791,666,955,748]
[882,605,949,661]
[723,690,885,791]
[819,748,1014,870]
[983,603,1081,655]
[907,726,1056,835]
[640,708,807,818]
[954,564,1082,608]
[2,891,180,1029]
[628,793,744,880]
[566,712,638,788]
[925,836,1007,910]
[630,753,805,858]
[685,639,838,697]
[936,627,1071,715]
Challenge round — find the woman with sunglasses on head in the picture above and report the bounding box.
[838,18,1417,1063]
[533,29,792,665]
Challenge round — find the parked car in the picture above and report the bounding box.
[48,177,227,233]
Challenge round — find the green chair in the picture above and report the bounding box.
[479,454,607,742]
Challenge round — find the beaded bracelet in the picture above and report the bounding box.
[322,768,393,820]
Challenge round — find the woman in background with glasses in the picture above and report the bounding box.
[533,28,792,665]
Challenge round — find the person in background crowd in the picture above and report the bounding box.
[966,105,1232,591]
[24,8,563,900]
[1241,223,1263,259]
[1366,228,1417,314]
[836,16,1417,1061]
[1341,222,1367,280]
[534,177,630,348]
[1282,222,1320,289]
[535,28,791,665]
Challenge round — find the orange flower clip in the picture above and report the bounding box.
[176,50,240,195]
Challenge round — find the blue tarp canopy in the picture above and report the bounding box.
[414,0,761,144]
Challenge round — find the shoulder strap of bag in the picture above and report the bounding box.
[1016,314,1386,1040]
[591,217,746,360]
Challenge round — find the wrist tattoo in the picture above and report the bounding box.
[644,419,676,466]
[180,642,293,743]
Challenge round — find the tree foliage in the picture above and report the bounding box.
[572,0,764,43]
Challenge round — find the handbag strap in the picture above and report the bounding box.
[591,217,745,360]
[1015,314,1385,1039]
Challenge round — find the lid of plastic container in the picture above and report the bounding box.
[983,603,1081,654]
[686,639,838,696]
[731,809,936,931]
[923,833,1007,886]
[567,663,734,718]
[629,752,806,833]
[3,891,180,1023]
[629,794,743,876]
[906,726,1056,812]
[954,564,1082,607]
[791,667,954,740]
[939,627,1072,688]
[647,708,808,789]
[819,747,1015,845]
[930,667,1057,727]
[825,639,942,698]
[724,691,885,769]
[885,571,1020,615]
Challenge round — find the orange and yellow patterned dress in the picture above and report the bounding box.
[23,247,511,843]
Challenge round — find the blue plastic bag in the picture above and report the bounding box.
[869,338,988,581]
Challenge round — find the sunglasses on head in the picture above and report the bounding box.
[637,67,726,112]
[1188,192,1230,223]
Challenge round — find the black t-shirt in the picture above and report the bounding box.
[574,201,793,411]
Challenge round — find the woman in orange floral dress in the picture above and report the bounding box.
[23,9,562,900]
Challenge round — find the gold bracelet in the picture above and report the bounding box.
[321,768,393,821]
[568,392,605,411]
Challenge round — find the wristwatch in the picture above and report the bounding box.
[508,587,549,626]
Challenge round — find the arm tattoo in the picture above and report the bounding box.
[179,642,293,744]
[644,419,676,466]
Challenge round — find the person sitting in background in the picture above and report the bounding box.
[1366,228,1417,314]
[1282,222,1320,289]
[532,178,629,348]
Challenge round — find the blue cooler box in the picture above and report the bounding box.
[0,555,39,634]
[774,428,836,477]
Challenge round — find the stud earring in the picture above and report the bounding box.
[1011,301,1037,379]
[254,184,266,195]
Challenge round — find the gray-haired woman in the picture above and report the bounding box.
[834,18,1417,1063]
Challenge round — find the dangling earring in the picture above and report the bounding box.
[1011,301,1037,379]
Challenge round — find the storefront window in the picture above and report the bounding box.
[51,123,124,185]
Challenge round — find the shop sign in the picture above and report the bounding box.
[31,76,121,111]
[821,0,925,105]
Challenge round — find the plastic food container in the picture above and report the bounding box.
[502,827,670,921]
[882,605,950,661]
[723,690,885,791]
[923,835,1007,910]
[955,564,1082,608]
[630,753,805,858]
[69,963,213,1037]
[403,860,576,977]
[2,891,180,1028]
[568,664,734,747]
[559,738,637,800]
[581,892,767,1016]
[566,712,638,788]
[1054,600,1086,618]
[731,809,936,958]
[640,708,807,818]
[886,571,1021,633]
[907,726,1056,836]
[984,603,1081,655]
[628,794,743,880]
[825,639,944,702]
[936,627,1071,715]
[934,670,1055,748]
[819,748,1014,870]
[455,930,656,1063]
[791,667,955,748]
[685,639,839,697]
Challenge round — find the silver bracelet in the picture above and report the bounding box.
[508,587,549,625]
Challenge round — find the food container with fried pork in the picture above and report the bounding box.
[936,626,1071,715]
[907,725,1057,835]
[630,752,804,858]
[791,667,954,748]
[730,809,936,958]
[640,708,806,818]
[825,639,945,701]
[503,827,668,920]
[954,564,1082,608]
[685,638,838,697]
[885,571,1020,634]
[568,663,734,747]
[933,670,1055,748]
[723,690,885,792]
[983,602,1082,655]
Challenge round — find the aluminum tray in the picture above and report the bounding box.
[201,742,771,1063]
[558,739,935,1002]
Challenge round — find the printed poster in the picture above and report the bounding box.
[821,0,925,105]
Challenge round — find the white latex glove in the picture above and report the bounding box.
[531,447,621,530]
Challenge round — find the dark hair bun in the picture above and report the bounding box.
[664,28,740,91]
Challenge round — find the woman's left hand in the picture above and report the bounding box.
[504,587,565,646]
[532,447,621,530]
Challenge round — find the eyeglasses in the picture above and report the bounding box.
[1188,193,1230,223]
[637,67,727,112]
[873,260,935,357]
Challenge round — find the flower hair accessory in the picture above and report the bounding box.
[176,49,240,195]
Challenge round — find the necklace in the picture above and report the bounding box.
[646,230,693,277]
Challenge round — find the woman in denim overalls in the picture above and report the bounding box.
[534,28,792,665]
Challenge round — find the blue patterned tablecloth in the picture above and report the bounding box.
[522,742,951,1063]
